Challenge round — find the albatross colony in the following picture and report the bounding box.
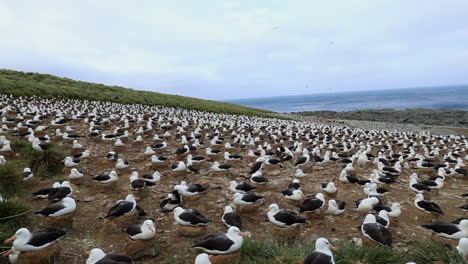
[0,94,467,263]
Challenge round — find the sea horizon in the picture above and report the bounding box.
[227,85,468,113]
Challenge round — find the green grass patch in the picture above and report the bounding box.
[29,142,68,179]
[0,163,22,198]
[11,140,36,157]
[233,238,408,264]
[409,240,466,264]
[0,199,31,245]
[10,140,68,179]
[0,69,283,119]
[335,241,405,264]
[233,239,314,264]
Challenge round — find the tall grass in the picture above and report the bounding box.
[29,142,68,179]
[10,140,36,157]
[0,144,33,249]
[11,140,68,179]
[0,152,31,248]
[409,240,466,264]
[335,241,406,264]
[233,238,409,264]
[0,199,31,245]
[233,239,315,264]
[232,238,468,264]
[0,163,22,198]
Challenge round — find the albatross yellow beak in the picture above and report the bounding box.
[330,245,340,252]
[4,235,16,244]
[240,232,250,238]
[1,249,13,257]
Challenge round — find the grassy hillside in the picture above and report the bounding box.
[0,69,278,118]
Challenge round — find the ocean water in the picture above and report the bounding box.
[228,86,468,112]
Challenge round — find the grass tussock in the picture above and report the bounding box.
[409,240,466,264]
[0,69,281,118]
[29,142,68,179]
[234,239,408,264]
[335,241,405,264]
[11,140,68,179]
[10,140,36,157]
[0,199,31,244]
[0,163,22,198]
[233,239,314,264]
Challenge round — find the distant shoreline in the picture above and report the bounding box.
[227,84,468,102]
[294,108,468,129]
[228,85,468,112]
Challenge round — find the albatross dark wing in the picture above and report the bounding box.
[47,187,71,201]
[35,202,66,216]
[180,209,211,225]
[242,192,263,203]
[187,184,207,193]
[295,157,307,166]
[32,188,55,197]
[105,201,134,218]
[236,182,255,192]
[126,224,143,237]
[363,223,392,247]
[100,254,134,264]
[418,200,444,215]
[274,210,308,226]
[249,162,262,174]
[223,212,242,229]
[421,222,460,235]
[299,197,324,212]
[193,234,234,251]
[304,251,333,264]
[28,228,66,247]
[373,205,391,212]
[93,174,110,182]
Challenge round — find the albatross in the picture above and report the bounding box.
[105,194,139,218]
[192,226,249,254]
[361,214,392,247]
[3,228,66,252]
[304,238,340,264]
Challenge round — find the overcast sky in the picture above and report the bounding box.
[1,0,467,100]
